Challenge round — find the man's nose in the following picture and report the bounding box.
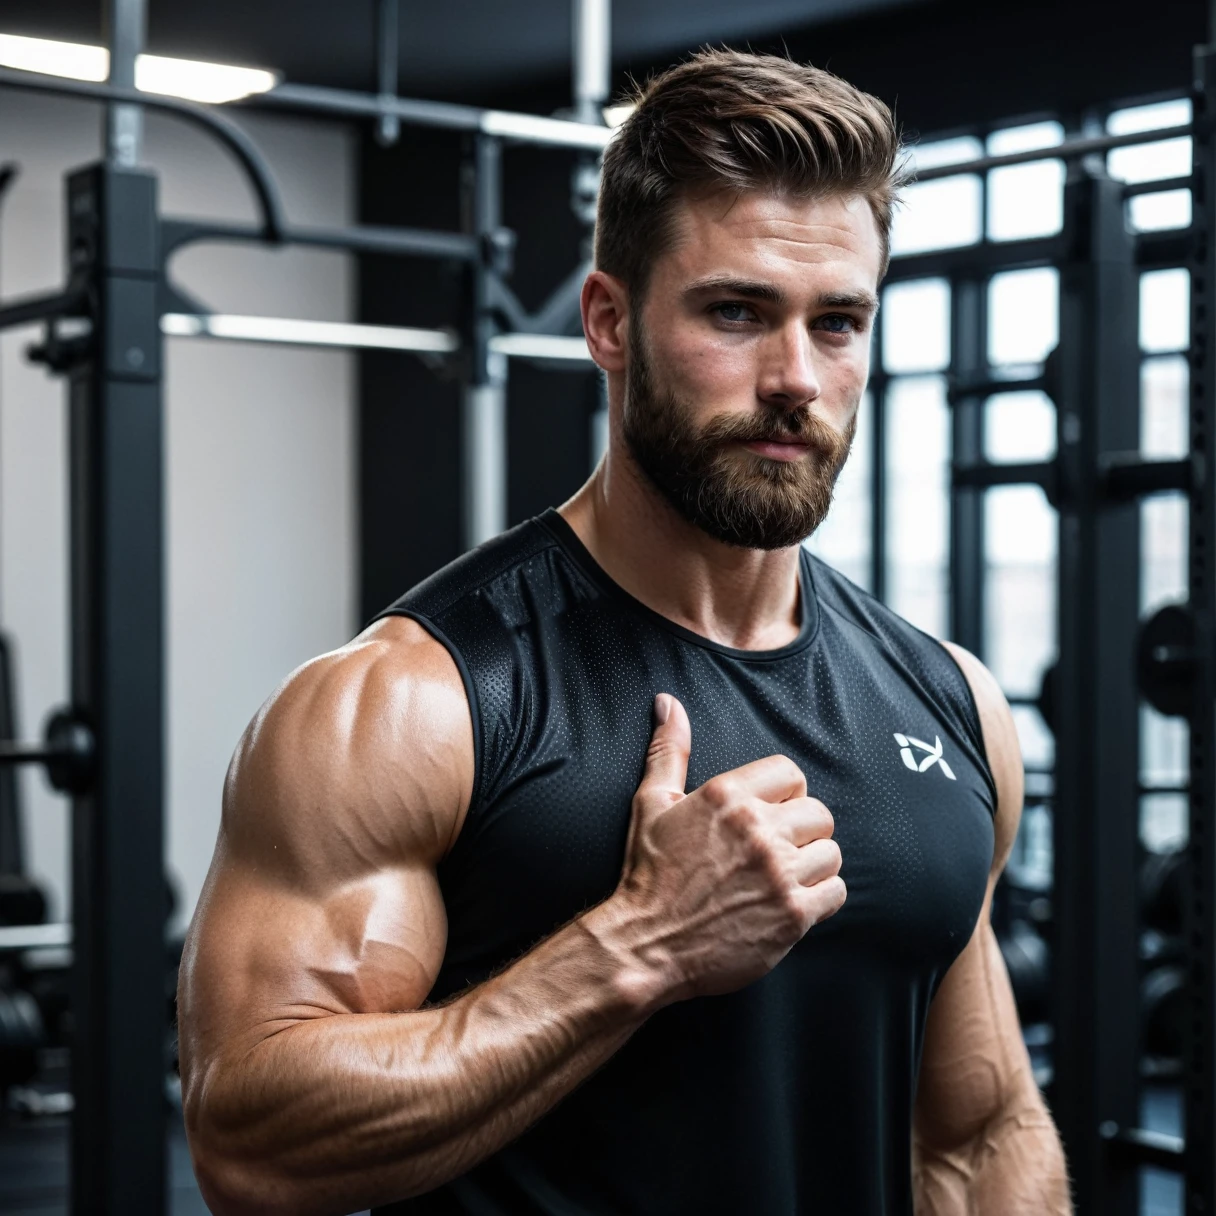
[758,323,822,410]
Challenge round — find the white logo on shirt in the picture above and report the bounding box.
[893,733,956,780]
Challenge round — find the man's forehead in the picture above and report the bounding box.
[662,188,882,283]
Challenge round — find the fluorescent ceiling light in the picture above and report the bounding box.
[0,34,107,81]
[162,313,460,353]
[136,54,277,104]
[0,33,277,103]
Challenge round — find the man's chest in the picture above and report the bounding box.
[440,656,993,984]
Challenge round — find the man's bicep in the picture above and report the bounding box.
[185,853,447,1038]
[916,642,1038,1150]
[914,904,1032,1151]
[180,619,472,1069]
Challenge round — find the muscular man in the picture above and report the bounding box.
[180,50,1070,1215]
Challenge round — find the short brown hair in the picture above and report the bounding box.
[596,49,903,293]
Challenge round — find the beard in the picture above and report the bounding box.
[622,317,859,551]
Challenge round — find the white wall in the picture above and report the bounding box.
[0,92,358,930]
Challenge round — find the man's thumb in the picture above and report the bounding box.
[641,693,691,798]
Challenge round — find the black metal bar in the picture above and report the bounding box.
[886,236,1062,283]
[1050,164,1142,1216]
[160,217,476,262]
[949,276,986,653]
[0,69,285,242]
[0,635,23,873]
[1123,174,1194,198]
[376,0,401,147]
[1100,453,1198,500]
[1100,1124,1186,1172]
[1183,41,1216,1215]
[914,124,1193,183]
[1138,229,1197,268]
[0,288,87,332]
[952,460,1058,496]
[947,373,1047,403]
[66,162,166,1216]
[870,311,887,601]
[0,741,56,765]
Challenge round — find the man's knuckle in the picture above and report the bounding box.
[723,796,759,832]
[815,801,835,836]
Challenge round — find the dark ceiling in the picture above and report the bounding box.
[2,0,929,101]
[3,1,1205,138]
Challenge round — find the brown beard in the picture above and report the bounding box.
[622,315,859,550]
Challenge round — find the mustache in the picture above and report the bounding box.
[700,407,855,452]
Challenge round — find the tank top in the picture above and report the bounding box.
[373,508,996,1216]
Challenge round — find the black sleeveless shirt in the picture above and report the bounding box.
[374,510,996,1216]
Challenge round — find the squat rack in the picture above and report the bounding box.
[0,1,1211,1212]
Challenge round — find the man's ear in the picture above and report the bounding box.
[581,270,630,374]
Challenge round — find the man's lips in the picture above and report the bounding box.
[740,438,811,463]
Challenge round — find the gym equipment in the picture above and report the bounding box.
[998,919,1051,1026]
[0,875,47,929]
[0,987,43,1089]
[1138,603,1198,718]
[1142,849,1187,939]
[0,1,611,1210]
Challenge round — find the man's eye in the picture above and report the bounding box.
[817,314,857,334]
[713,302,754,323]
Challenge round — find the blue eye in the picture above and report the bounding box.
[713,302,753,323]
[817,314,858,334]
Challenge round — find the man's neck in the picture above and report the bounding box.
[558,443,804,653]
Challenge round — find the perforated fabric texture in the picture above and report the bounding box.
[373,510,996,1216]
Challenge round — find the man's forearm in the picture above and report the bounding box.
[189,898,661,1216]
[913,1098,1071,1215]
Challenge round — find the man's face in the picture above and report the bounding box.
[622,189,881,550]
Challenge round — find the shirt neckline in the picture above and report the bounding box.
[535,508,820,662]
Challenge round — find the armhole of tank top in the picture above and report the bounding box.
[377,608,484,826]
[931,637,1000,817]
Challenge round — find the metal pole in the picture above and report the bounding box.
[1184,41,1216,1215]
[572,0,610,126]
[948,276,986,653]
[462,134,508,549]
[1050,164,1141,1216]
[103,0,146,167]
[376,0,401,147]
[869,306,887,601]
[66,161,166,1213]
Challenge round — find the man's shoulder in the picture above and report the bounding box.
[224,617,475,875]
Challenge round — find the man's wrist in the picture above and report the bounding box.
[577,893,681,1019]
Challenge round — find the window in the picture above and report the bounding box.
[806,392,872,590]
[889,137,983,256]
[987,121,1065,242]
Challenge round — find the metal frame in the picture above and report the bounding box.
[1182,39,1216,1213]
[925,74,1206,1216]
[0,1,611,1211]
[0,5,1213,1211]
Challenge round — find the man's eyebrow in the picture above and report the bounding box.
[684,278,879,314]
[684,276,786,305]
[818,289,880,313]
